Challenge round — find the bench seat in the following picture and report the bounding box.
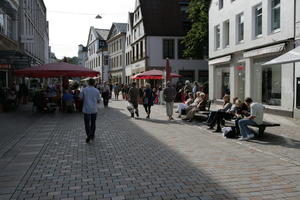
[225,119,280,137]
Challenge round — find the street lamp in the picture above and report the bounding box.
[95,14,102,19]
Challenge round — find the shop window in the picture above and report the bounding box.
[262,65,281,106]
[179,70,195,83]
[0,12,4,34]
[222,72,230,96]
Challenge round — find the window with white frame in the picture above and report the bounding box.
[237,13,244,42]
[254,4,262,37]
[271,0,280,31]
[219,0,223,9]
[215,25,221,49]
[223,20,230,48]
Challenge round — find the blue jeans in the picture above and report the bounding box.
[84,113,97,138]
[238,118,257,138]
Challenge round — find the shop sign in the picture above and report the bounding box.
[0,64,10,69]
[237,65,245,71]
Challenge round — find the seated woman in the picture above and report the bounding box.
[182,92,207,122]
[206,95,233,132]
[177,92,194,118]
[234,99,250,135]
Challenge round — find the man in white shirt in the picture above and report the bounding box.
[238,97,264,141]
[80,79,101,143]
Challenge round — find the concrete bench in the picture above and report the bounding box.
[225,119,280,137]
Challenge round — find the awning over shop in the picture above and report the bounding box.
[244,43,285,58]
[209,55,231,65]
[263,46,300,66]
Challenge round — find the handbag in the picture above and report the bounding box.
[143,97,149,105]
[127,102,134,114]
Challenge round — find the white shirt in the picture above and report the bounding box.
[251,103,265,125]
[80,86,101,114]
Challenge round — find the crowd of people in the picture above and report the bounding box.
[1,79,264,143]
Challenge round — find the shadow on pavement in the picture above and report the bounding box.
[12,106,238,199]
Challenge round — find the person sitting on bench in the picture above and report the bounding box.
[207,96,237,132]
[238,97,264,141]
[206,95,232,131]
[182,92,207,122]
[177,92,194,118]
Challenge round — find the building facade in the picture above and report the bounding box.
[107,23,127,84]
[294,0,300,118]
[85,27,109,82]
[0,0,49,89]
[124,0,208,86]
[209,0,295,117]
[77,44,87,67]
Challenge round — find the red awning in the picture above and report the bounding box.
[15,62,100,78]
[132,70,181,80]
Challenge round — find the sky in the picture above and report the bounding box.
[44,0,136,59]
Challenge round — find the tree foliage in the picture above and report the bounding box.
[183,0,209,59]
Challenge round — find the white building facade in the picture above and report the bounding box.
[125,0,208,87]
[209,0,296,117]
[85,27,109,82]
[107,23,127,84]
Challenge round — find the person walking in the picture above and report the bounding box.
[163,81,177,120]
[80,79,101,143]
[101,81,110,108]
[143,83,154,119]
[128,82,140,118]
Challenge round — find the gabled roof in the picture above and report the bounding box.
[95,29,110,40]
[113,23,128,33]
[107,23,128,40]
[139,0,190,36]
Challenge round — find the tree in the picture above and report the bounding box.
[182,0,209,59]
[60,56,79,65]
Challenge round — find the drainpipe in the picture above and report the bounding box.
[293,0,296,117]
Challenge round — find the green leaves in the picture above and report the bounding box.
[183,0,209,59]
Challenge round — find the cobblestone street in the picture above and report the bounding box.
[1,100,300,200]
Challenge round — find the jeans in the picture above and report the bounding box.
[166,102,174,117]
[84,113,97,138]
[238,118,257,138]
[144,105,151,115]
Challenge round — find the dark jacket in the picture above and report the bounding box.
[163,86,176,102]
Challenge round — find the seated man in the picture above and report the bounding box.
[182,92,207,122]
[206,95,232,132]
[238,97,264,141]
[177,92,194,118]
[62,89,74,112]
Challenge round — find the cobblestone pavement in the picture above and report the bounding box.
[0,100,300,200]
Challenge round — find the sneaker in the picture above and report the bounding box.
[238,137,249,141]
[247,134,255,139]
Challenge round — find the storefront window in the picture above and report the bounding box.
[0,12,4,34]
[261,65,281,106]
[236,64,245,100]
[222,72,230,96]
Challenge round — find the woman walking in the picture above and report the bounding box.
[101,82,110,108]
[143,83,154,119]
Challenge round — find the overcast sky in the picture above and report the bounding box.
[44,0,136,59]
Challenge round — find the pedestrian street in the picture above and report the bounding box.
[0,101,300,200]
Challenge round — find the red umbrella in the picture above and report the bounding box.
[15,62,99,78]
[132,70,180,80]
